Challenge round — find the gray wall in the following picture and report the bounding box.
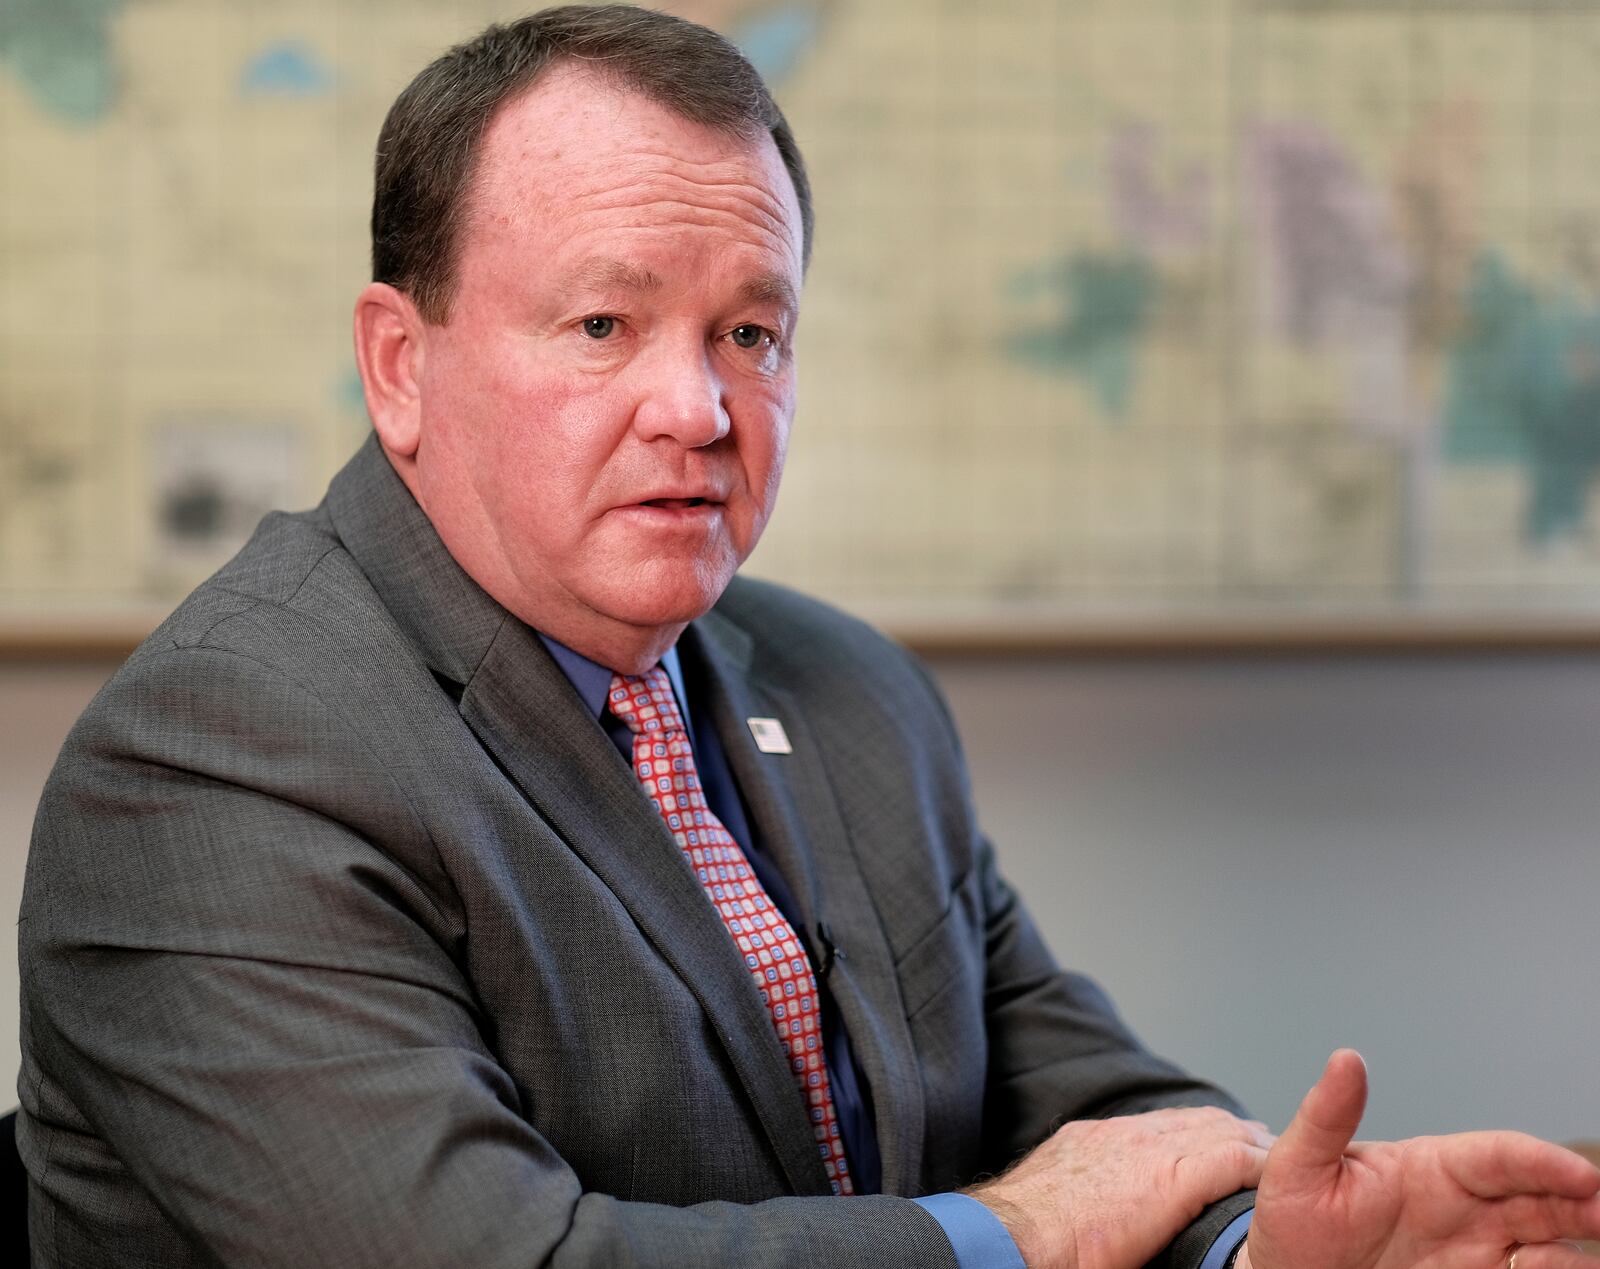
[4,652,1597,1144]
[936,654,1599,1144]
[2,660,120,1123]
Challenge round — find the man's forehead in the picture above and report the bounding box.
[475,64,774,192]
[462,67,804,285]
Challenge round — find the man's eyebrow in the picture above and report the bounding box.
[559,258,665,294]
[738,273,798,318]
[556,259,797,318]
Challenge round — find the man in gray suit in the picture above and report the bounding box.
[18,8,1600,1268]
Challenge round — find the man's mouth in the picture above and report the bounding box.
[641,497,711,509]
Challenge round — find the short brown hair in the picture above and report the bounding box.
[371,4,813,324]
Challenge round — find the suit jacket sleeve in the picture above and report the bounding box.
[902,657,1255,1268]
[973,829,1256,1267]
[20,643,956,1269]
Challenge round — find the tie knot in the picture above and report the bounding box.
[607,666,685,737]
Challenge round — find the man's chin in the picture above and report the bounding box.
[596,563,739,632]
[610,589,726,632]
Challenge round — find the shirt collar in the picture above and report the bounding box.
[536,633,693,732]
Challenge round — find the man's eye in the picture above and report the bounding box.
[582,316,616,339]
[729,324,768,350]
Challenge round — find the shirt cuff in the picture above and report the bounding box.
[1199,1208,1254,1269]
[912,1192,1026,1269]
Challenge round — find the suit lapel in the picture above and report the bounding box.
[462,620,834,1196]
[325,440,829,1196]
[687,613,927,1197]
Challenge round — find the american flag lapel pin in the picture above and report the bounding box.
[746,717,792,755]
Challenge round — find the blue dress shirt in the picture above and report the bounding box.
[539,635,1247,1269]
[1200,1211,1253,1269]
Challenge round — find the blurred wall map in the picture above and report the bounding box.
[5,0,1600,632]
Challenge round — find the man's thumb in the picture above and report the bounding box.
[1270,1049,1368,1178]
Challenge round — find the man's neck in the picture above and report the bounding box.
[526,612,689,676]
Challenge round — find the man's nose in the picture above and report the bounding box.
[631,344,731,447]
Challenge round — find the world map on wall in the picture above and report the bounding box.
[4,0,1600,634]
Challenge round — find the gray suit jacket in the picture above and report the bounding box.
[18,437,1252,1267]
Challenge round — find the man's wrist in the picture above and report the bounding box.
[963,1182,1043,1268]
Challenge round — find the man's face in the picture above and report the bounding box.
[410,66,804,666]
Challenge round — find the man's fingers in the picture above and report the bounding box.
[1500,1191,1600,1246]
[1122,1106,1276,1153]
[1141,1105,1250,1135]
[1155,1110,1277,1156]
[1267,1049,1368,1179]
[1449,1133,1600,1201]
[1175,1140,1270,1204]
[1502,1240,1597,1269]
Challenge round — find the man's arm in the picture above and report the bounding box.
[886,649,1252,1163]
[971,832,1253,1163]
[876,647,1262,1267]
[958,833,1266,1268]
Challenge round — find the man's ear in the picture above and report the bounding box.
[353,282,427,461]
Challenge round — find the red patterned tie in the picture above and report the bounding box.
[608,667,855,1196]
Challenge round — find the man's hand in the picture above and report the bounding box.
[1240,1050,1600,1269]
[967,1105,1274,1269]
